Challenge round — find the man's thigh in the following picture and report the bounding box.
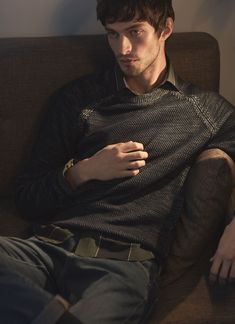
[0,236,160,323]
[62,255,159,324]
[0,236,56,291]
[0,236,63,323]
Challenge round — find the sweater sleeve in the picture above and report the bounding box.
[205,94,235,160]
[15,86,86,221]
[207,110,235,160]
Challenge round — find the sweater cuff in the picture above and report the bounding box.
[57,167,76,195]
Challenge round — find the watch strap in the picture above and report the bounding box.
[62,158,79,177]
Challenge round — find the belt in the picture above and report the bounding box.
[35,225,155,262]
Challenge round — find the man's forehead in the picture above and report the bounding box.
[105,19,150,31]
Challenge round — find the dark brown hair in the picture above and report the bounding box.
[96,0,175,33]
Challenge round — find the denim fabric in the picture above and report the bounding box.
[0,235,160,323]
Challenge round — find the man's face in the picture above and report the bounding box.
[105,19,165,77]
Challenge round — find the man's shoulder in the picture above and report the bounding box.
[176,76,231,109]
[175,76,213,98]
[176,77,234,130]
[51,68,117,108]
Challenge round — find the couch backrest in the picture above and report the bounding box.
[0,32,220,196]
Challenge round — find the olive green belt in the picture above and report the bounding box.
[35,225,155,262]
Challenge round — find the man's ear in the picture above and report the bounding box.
[161,17,174,41]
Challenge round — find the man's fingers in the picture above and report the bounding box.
[127,160,146,169]
[228,261,235,283]
[92,141,148,181]
[210,255,222,275]
[122,169,140,177]
[124,151,148,161]
[121,141,144,153]
[209,257,235,285]
[209,255,215,262]
[209,256,222,283]
[218,259,232,285]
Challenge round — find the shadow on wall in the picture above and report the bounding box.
[52,0,97,34]
[192,0,235,34]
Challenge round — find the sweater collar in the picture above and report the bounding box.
[114,59,180,94]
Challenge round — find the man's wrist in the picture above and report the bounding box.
[62,159,79,177]
[64,158,91,189]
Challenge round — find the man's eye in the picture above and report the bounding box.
[130,30,143,37]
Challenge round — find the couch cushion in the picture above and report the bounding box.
[151,248,235,323]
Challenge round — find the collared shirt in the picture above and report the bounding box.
[114,61,178,94]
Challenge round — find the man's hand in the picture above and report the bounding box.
[209,217,235,285]
[65,141,148,188]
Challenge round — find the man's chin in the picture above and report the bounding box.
[119,65,141,77]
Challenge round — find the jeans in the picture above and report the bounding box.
[0,235,160,324]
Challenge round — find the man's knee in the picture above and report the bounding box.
[196,148,235,183]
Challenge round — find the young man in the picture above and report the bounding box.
[0,0,234,323]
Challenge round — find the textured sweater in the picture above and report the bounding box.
[15,66,235,262]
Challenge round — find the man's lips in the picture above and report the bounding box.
[118,57,139,64]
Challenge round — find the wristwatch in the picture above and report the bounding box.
[62,158,79,177]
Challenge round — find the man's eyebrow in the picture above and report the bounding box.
[105,27,116,32]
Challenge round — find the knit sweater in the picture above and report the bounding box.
[15,66,235,262]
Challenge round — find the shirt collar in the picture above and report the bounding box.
[114,59,180,93]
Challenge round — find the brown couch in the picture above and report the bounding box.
[0,32,234,323]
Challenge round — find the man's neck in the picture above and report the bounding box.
[124,58,167,95]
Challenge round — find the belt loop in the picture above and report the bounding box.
[94,235,102,257]
[127,243,133,261]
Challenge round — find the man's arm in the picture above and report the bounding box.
[15,88,148,221]
[65,141,148,189]
[15,90,83,220]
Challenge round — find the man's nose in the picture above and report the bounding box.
[118,35,132,55]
